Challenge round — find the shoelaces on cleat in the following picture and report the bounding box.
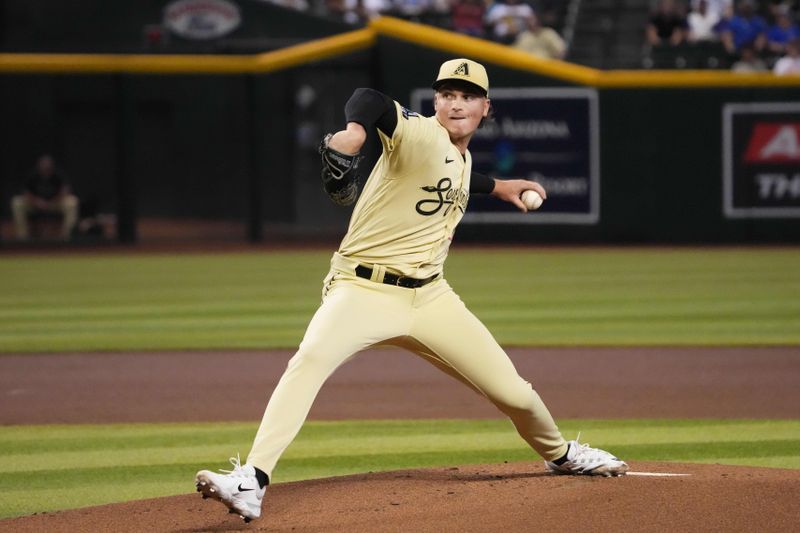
[569,433,619,464]
[219,454,250,478]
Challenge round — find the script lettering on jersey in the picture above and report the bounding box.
[401,106,420,120]
[415,177,469,216]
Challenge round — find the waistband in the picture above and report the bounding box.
[330,253,440,289]
[354,264,439,288]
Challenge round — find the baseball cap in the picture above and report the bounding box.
[432,58,489,96]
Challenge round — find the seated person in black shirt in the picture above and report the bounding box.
[647,0,689,47]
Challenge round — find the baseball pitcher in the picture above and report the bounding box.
[196,58,628,523]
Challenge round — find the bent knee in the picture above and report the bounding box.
[490,380,537,413]
[289,340,342,371]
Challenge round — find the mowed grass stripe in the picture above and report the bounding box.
[1,248,799,351]
[2,420,798,458]
[475,297,797,321]
[611,440,800,461]
[702,455,799,469]
[2,418,795,446]
[2,441,797,488]
[0,419,799,518]
[0,315,308,335]
[6,315,793,347]
[491,323,800,346]
[1,486,190,522]
[0,301,312,322]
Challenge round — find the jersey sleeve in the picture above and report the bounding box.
[344,88,397,138]
[381,101,440,153]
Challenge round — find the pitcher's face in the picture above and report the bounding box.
[434,87,490,146]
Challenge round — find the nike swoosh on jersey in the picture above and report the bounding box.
[445,157,454,164]
[238,483,255,492]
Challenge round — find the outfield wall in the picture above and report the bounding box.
[1,17,798,243]
[374,34,800,243]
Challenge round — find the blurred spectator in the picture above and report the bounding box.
[322,0,389,24]
[513,13,566,59]
[485,0,535,44]
[322,0,356,23]
[449,0,487,37]
[533,0,560,28]
[646,0,689,47]
[711,3,735,40]
[391,0,434,22]
[731,42,769,70]
[427,0,453,26]
[766,5,800,54]
[11,154,79,241]
[773,35,800,73]
[766,0,799,22]
[688,0,722,41]
[357,0,392,20]
[720,0,768,53]
[701,0,734,18]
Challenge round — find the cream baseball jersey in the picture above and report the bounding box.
[337,102,471,279]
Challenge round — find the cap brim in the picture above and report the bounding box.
[431,78,487,96]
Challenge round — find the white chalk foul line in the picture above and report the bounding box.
[627,472,691,477]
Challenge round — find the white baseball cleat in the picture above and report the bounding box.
[195,455,266,522]
[545,436,629,477]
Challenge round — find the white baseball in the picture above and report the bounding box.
[521,190,543,210]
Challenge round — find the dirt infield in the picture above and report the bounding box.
[2,462,799,532]
[1,346,799,531]
[2,346,799,424]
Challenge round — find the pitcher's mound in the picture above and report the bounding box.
[3,462,798,532]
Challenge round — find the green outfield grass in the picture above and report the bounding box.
[1,247,799,352]
[0,418,798,519]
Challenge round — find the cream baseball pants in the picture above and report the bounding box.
[247,263,568,477]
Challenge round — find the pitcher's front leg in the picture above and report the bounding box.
[247,279,412,476]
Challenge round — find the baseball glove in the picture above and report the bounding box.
[319,133,362,206]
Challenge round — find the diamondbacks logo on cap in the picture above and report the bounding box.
[433,58,489,94]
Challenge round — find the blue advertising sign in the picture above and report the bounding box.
[410,87,600,224]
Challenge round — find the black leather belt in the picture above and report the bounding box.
[355,264,439,289]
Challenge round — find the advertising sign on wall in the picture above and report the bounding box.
[723,102,800,219]
[164,0,241,40]
[411,87,600,224]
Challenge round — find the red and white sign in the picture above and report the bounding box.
[164,0,241,40]
[743,123,800,164]
[723,103,800,219]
